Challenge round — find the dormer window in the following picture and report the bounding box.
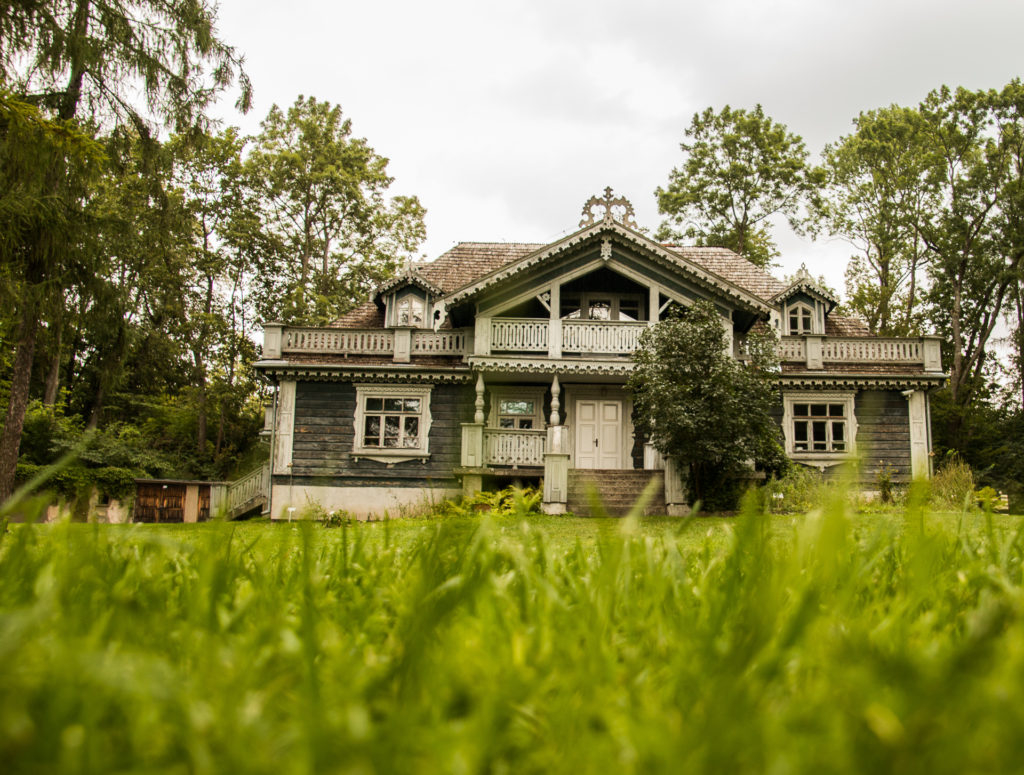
[396,294,425,327]
[788,303,813,335]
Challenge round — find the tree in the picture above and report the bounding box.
[0,0,250,499]
[656,105,821,268]
[628,301,785,508]
[815,106,932,335]
[913,84,1024,434]
[247,96,426,325]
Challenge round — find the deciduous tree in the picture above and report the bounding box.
[656,105,820,268]
[628,301,785,508]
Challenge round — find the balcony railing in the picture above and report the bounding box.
[267,321,941,372]
[561,319,646,354]
[490,318,647,356]
[284,328,394,355]
[483,428,546,467]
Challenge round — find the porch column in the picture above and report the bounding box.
[664,456,690,516]
[905,389,931,479]
[460,373,486,494]
[543,374,570,514]
[548,282,562,358]
[648,284,660,325]
[273,380,296,475]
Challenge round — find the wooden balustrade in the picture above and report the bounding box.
[490,318,549,352]
[226,464,269,516]
[484,428,546,467]
[412,330,467,354]
[561,320,647,354]
[283,328,394,355]
[820,338,922,362]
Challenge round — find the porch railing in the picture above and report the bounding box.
[226,464,269,517]
[483,428,546,467]
[412,330,468,354]
[820,338,922,362]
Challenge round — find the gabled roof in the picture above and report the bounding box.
[771,264,840,310]
[332,229,814,329]
[438,219,774,315]
[373,269,443,300]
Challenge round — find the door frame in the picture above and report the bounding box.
[565,385,634,469]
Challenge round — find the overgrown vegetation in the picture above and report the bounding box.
[3,495,1024,773]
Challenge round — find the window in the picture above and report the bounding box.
[353,385,432,460]
[783,391,856,460]
[787,303,814,335]
[491,388,545,430]
[559,293,644,321]
[395,294,425,327]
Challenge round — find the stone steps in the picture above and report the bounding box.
[566,469,667,517]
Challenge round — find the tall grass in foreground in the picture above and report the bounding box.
[2,497,1024,773]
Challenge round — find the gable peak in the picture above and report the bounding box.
[579,187,638,229]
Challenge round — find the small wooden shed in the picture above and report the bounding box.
[132,479,227,523]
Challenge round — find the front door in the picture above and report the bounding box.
[575,399,622,469]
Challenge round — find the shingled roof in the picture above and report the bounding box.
[329,240,821,328]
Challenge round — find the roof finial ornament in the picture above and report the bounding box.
[579,187,638,229]
[795,262,813,281]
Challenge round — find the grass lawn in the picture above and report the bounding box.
[2,502,1024,773]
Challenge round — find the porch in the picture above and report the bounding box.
[457,372,689,516]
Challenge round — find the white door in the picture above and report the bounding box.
[575,399,622,469]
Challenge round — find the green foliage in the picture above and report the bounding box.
[433,486,544,519]
[656,104,821,268]
[6,503,1024,771]
[930,453,977,511]
[764,465,826,514]
[876,463,896,504]
[630,301,785,506]
[246,95,427,325]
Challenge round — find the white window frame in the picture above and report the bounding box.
[394,291,427,328]
[489,387,546,430]
[782,390,857,465]
[787,302,815,335]
[352,384,432,463]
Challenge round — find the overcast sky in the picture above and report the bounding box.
[210,0,1024,295]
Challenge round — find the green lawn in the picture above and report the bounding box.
[2,504,1024,773]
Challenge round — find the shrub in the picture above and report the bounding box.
[764,465,825,513]
[930,454,976,511]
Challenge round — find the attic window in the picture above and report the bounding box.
[788,303,813,335]
[396,295,425,327]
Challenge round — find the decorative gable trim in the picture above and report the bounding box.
[374,269,443,300]
[440,220,772,316]
[771,264,839,310]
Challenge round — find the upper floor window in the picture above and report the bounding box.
[395,294,425,327]
[788,303,814,335]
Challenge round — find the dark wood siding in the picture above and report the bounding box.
[290,381,473,485]
[856,390,912,481]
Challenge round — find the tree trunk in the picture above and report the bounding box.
[42,325,63,406]
[0,309,40,500]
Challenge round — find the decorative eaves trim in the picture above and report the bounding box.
[255,360,472,383]
[440,220,772,315]
[468,356,636,376]
[780,373,947,390]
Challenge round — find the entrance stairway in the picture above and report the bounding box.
[225,464,270,519]
[566,469,666,517]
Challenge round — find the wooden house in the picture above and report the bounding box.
[255,191,945,518]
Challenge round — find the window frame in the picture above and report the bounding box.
[786,302,815,335]
[489,387,546,430]
[782,391,857,464]
[352,384,433,463]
